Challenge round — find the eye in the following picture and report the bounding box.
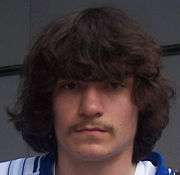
[107,81,126,90]
[62,81,81,90]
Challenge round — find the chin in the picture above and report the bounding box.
[70,144,115,161]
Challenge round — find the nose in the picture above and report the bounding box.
[79,85,104,118]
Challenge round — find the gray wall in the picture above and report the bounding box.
[0,0,179,170]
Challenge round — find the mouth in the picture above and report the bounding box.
[72,126,111,138]
[75,127,107,133]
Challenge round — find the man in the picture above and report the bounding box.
[0,6,176,175]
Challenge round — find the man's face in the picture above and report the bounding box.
[53,78,138,161]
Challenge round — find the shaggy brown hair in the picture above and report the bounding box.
[8,7,174,163]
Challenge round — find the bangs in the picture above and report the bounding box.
[54,39,132,82]
[44,10,133,82]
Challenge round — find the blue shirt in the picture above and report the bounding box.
[0,152,175,175]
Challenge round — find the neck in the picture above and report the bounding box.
[55,150,136,175]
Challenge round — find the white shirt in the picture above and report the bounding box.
[135,161,156,175]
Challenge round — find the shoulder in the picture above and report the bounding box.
[143,152,176,175]
[0,153,52,175]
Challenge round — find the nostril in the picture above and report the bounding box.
[95,112,103,117]
[79,111,103,118]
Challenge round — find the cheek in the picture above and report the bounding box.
[53,95,79,129]
[107,95,138,130]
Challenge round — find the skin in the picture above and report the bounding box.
[53,78,138,175]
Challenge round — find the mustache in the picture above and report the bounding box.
[67,120,115,135]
